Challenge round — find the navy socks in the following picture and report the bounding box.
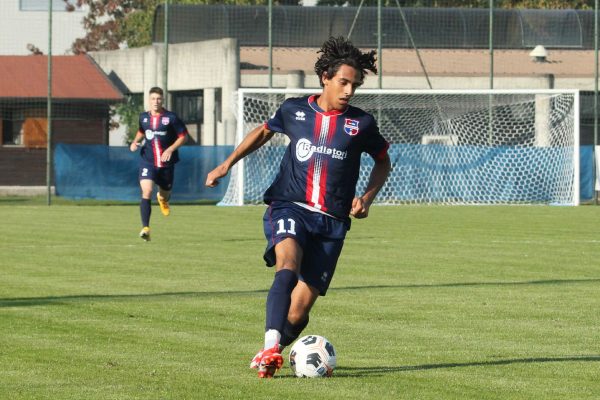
[265,269,298,333]
[280,316,309,347]
[140,198,151,227]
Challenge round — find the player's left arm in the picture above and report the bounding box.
[161,115,189,162]
[161,133,188,162]
[351,151,391,219]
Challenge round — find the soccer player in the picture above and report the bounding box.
[206,36,391,378]
[130,86,188,241]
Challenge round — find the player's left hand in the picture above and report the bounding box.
[161,149,173,162]
[350,197,369,219]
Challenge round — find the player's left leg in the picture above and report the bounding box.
[156,190,171,216]
[155,166,174,216]
[279,281,319,347]
[279,225,346,347]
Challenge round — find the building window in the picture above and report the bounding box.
[171,90,203,124]
[20,0,82,11]
[2,120,23,146]
[2,118,48,148]
[215,88,222,123]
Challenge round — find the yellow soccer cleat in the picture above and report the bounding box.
[139,226,151,241]
[157,193,170,216]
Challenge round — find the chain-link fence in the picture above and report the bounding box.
[1,1,599,203]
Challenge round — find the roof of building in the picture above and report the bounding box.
[0,55,123,101]
[240,47,596,78]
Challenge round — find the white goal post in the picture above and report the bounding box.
[219,88,580,206]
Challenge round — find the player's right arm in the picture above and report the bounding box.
[129,130,144,152]
[206,124,274,187]
[130,113,145,152]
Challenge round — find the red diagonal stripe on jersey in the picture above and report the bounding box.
[153,138,163,167]
[317,159,329,212]
[316,116,336,211]
[150,115,163,167]
[325,115,337,145]
[306,157,316,206]
[306,112,323,206]
[152,136,163,168]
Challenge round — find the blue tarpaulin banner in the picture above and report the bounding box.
[580,145,594,202]
[54,144,233,202]
[54,143,595,204]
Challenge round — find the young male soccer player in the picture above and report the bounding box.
[206,36,391,378]
[130,86,188,241]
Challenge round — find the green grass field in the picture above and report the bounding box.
[1,198,599,399]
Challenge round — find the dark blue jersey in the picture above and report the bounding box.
[137,110,188,167]
[264,95,389,220]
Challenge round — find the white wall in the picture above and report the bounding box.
[91,38,240,146]
[0,0,87,55]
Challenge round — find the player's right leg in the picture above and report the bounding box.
[138,177,154,241]
[253,204,308,377]
[139,226,151,241]
[252,284,320,377]
[253,239,302,378]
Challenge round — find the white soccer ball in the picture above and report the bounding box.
[289,335,336,378]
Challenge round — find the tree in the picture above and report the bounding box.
[69,1,283,142]
[111,94,144,144]
[69,0,291,54]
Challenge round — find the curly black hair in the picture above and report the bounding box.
[314,36,377,88]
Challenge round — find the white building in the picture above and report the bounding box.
[0,0,87,55]
[89,5,600,147]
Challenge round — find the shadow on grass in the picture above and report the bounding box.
[333,278,600,291]
[0,197,33,204]
[1,277,599,308]
[332,355,600,377]
[0,289,268,308]
[0,196,217,206]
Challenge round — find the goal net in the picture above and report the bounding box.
[219,89,579,206]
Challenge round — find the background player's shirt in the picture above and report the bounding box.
[264,95,389,220]
[137,109,188,167]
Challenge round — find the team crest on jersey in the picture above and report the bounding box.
[161,117,170,125]
[344,118,359,136]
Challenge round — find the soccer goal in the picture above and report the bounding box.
[219,88,579,206]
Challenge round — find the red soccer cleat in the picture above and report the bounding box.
[250,345,283,378]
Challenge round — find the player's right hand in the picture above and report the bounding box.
[129,142,139,152]
[205,164,228,187]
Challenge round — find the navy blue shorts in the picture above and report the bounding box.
[263,201,349,296]
[138,162,174,191]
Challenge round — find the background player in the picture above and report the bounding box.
[130,86,188,241]
[206,36,391,378]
